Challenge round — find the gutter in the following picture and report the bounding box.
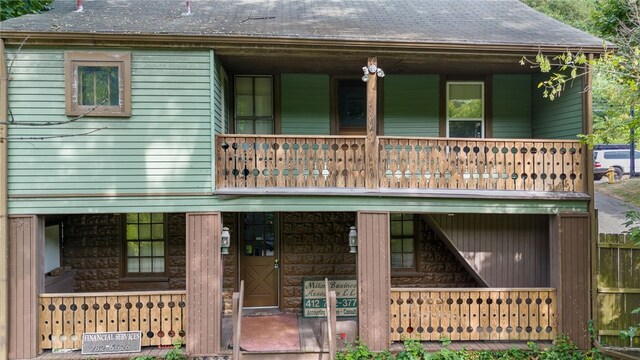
[0,31,608,55]
[0,38,8,360]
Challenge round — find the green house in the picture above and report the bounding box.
[0,0,603,358]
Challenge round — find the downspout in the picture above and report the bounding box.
[0,38,9,360]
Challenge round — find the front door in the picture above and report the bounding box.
[240,212,279,307]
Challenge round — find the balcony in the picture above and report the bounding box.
[215,135,585,194]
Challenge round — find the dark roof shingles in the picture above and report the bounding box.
[0,0,604,48]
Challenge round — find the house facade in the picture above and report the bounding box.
[0,0,602,358]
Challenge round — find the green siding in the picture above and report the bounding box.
[280,74,330,135]
[383,75,439,137]
[6,48,213,197]
[532,73,584,139]
[492,75,532,138]
[7,195,587,216]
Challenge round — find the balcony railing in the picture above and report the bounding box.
[38,291,186,351]
[390,288,557,341]
[215,135,584,193]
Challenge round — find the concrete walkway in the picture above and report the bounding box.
[595,191,640,234]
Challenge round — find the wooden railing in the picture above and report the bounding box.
[390,288,557,341]
[38,291,186,351]
[216,135,366,188]
[215,135,584,193]
[379,137,583,192]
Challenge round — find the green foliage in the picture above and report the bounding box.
[520,0,596,33]
[164,342,187,360]
[620,210,640,347]
[591,0,639,41]
[132,356,156,360]
[337,336,608,359]
[0,0,53,21]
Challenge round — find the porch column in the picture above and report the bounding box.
[8,215,44,360]
[365,57,379,189]
[550,213,591,349]
[186,212,222,357]
[357,211,390,351]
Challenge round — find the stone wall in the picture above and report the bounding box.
[222,212,237,313]
[61,213,186,292]
[281,212,357,313]
[390,215,478,288]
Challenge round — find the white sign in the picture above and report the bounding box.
[81,331,142,355]
[303,279,358,317]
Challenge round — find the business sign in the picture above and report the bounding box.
[81,331,142,355]
[303,279,357,317]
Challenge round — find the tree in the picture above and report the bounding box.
[0,0,52,21]
[521,0,639,146]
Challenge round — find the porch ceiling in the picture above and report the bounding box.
[218,51,535,75]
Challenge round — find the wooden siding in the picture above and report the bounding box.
[186,213,222,356]
[213,54,225,135]
[357,211,390,351]
[552,213,591,349]
[492,75,532,139]
[383,75,439,137]
[280,74,330,135]
[5,48,212,196]
[429,214,550,287]
[8,215,44,359]
[532,74,583,139]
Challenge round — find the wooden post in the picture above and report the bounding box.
[325,278,337,360]
[231,280,244,360]
[0,38,9,360]
[357,211,390,351]
[365,57,379,189]
[186,212,222,357]
[8,216,44,360]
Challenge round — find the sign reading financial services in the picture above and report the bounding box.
[81,331,142,355]
[303,279,357,317]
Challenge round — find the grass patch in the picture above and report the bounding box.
[595,177,640,207]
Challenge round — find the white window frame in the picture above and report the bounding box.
[446,81,485,138]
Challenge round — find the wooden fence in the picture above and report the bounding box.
[596,233,640,348]
[390,288,557,341]
[38,291,186,351]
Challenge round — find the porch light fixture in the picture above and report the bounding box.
[348,226,358,254]
[221,226,230,255]
[361,65,385,83]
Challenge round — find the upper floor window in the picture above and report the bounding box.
[235,75,273,134]
[337,79,366,135]
[124,213,166,276]
[390,213,416,270]
[447,82,484,138]
[64,51,131,117]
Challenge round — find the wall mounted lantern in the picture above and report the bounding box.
[221,226,230,255]
[349,226,358,254]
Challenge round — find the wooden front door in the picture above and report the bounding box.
[240,212,279,307]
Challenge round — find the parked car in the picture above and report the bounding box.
[593,144,640,180]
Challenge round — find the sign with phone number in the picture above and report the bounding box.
[303,279,357,317]
[81,331,142,355]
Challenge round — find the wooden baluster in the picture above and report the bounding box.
[478,291,489,340]
[487,290,499,341]
[106,295,118,333]
[573,143,583,192]
[39,297,52,350]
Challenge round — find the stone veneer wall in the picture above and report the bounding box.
[61,213,186,292]
[390,215,478,288]
[281,212,358,313]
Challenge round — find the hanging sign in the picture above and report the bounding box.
[303,279,357,317]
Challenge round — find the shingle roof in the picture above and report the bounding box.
[0,0,604,50]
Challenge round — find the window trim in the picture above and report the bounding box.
[446,81,485,138]
[121,213,168,278]
[390,213,418,272]
[65,51,131,117]
[233,75,274,134]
